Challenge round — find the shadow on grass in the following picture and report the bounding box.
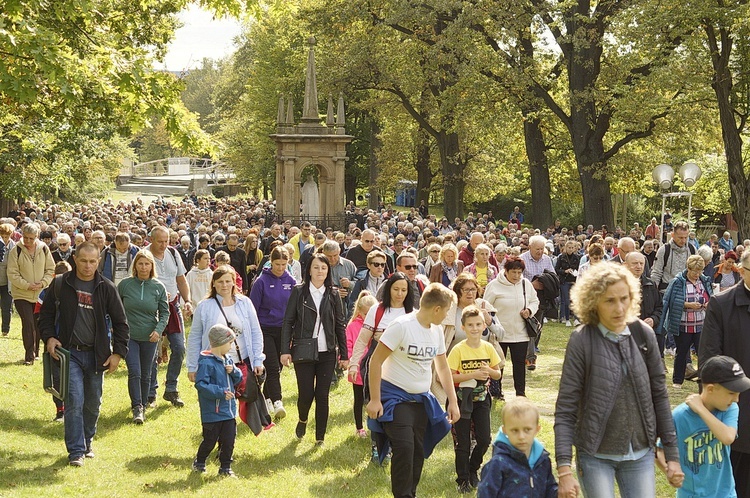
[127,455,211,493]
[0,408,66,442]
[0,449,68,490]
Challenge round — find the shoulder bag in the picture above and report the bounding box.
[522,280,542,338]
[291,294,320,363]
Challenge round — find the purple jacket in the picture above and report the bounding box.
[249,267,296,328]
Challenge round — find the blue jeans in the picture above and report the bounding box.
[126,339,158,408]
[65,350,103,460]
[577,450,656,498]
[150,331,185,397]
[559,282,573,321]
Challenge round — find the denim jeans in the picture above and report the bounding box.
[577,450,656,498]
[149,331,185,397]
[65,349,103,460]
[559,282,573,321]
[0,284,12,334]
[126,339,158,408]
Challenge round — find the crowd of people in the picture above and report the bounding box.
[2,195,750,497]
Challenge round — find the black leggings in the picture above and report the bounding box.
[501,342,528,396]
[352,383,365,430]
[261,326,282,402]
[294,350,337,441]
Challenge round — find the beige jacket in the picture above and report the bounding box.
[7,240,55,303]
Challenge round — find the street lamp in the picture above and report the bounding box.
[652,162,702,243]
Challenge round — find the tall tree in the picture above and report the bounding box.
[700,2,750,238]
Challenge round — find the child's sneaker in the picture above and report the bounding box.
[192,460,206,473]
[356,428,367,438]
[273,400,287,419]
[370,445,379,463]
[218,468,237,478]
[53,408,65,422]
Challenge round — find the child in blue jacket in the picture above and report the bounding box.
[193,324,243,477]
[478,398,557,497]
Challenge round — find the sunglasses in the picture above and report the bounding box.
[370,262,386,268]
[402,265,418,270]
[363,239,374,243]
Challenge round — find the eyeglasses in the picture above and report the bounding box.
[363,239,374,243]
[370,262,386,268]
[429,250,439,253]
[463,288,478,293]
[402,265,418,270]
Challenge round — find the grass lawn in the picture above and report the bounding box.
[0,316,692,497]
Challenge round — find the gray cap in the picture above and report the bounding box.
[208,324,236,348]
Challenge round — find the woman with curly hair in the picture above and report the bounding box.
[554,262,684,497]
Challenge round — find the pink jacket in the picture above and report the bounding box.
[346,315,366,385]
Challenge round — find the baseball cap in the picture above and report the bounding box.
[699,356,750,393]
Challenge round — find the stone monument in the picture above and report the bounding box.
[270,37,353,220]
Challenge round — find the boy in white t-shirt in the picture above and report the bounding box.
[366,283,460,498]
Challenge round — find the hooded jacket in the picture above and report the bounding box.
[249,267,296,328]
[478,431,557,498]
[98,243,139,282]
[38,271,129,372]
[194,351,242,423]
[484,270,539,343]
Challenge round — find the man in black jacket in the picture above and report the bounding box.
[39,242,129,467]
[217,234,248,294]
[626,252,664,352]
[700,250,750,497]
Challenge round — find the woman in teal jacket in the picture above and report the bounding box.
[658,254,713,387]
[118,251,169,424]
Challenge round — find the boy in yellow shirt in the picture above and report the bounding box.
[448,305,504,493]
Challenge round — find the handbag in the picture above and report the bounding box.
[522,280,542,338]
[291,299,322,363]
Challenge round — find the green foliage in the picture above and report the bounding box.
[0,0,251,201]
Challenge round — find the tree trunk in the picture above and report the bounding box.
[437,130,466,221]
[522,111,552,229]
[368,119,381,211]
[706,25,750,240]
[414,129,433,208]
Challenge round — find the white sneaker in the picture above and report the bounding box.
[565,320,572,327]
[573,319,581,326]
[265,398,273,416]
[273,400,287,419]
[666,348,676,357]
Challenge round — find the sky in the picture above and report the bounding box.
[156,5,243,72]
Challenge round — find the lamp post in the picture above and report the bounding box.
[652,162,703,243]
